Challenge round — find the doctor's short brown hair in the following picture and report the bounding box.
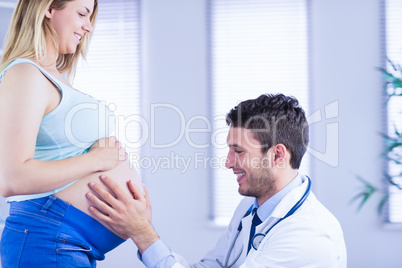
[226,93,309,169]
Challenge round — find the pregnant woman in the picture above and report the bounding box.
[0,0,142,266]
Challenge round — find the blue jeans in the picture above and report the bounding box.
[1,195,125,267]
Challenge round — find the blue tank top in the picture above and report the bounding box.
[0,58,115,202]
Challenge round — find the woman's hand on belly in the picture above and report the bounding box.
[87,137,128,172]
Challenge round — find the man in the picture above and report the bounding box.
[86,94,347,267]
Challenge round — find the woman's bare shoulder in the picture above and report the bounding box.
[1,62,54,93]
[2,62,45,81]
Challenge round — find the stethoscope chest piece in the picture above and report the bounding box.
[251,177,312,251]
[251,233,265,250]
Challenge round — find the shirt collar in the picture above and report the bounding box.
[252,173,303,222]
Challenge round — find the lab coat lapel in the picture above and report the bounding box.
[220,208,254,268]
[239,213,253,263]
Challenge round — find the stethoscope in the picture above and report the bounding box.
[216,177,312,268]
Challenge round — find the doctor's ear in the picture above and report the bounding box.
[272,144,287,166]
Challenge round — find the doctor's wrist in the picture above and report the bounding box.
[131,224,160,254]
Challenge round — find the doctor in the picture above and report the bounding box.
[86,93,347,267]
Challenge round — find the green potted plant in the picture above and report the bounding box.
[352,59,402,216]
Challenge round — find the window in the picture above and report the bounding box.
[209,0,310,225]
[384,0,402,223]
[0,2,15,58]
[74,0,142,154]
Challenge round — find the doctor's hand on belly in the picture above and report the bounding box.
[55,137,143,235]
[87,176,158,251]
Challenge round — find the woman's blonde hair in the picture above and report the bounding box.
[0,0,98,82]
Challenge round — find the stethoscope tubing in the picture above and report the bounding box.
[216,206,252,268]
[216,231,243,268]
[251,176,312,250]
[216,177,312,268]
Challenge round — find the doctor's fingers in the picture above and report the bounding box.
[87,177,123,208]
[97,175,135,204]
[87,191,116,224]
[86,196,130,240]
[143,184,152,224]
[86,186,115,212]
[129,181,152,223]
[86,183,130,224]
[128,180,146,202]
[89,175,143,220]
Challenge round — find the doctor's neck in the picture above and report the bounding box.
[257,168,298,206]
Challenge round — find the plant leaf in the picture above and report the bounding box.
[384,173,402,190]
[377,193,389,216]
[386,58,398,71]
[351,176,378,211]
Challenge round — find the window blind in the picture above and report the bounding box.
[384,0,402,223]
[209,0,310,225]
[73,0,141,155]
[0,2,15,57]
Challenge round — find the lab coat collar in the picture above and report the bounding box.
[267,174,310,219]
[254,173,303,222]
[240,175,311,258]
[254,174,311,236]
[237,175,311,262]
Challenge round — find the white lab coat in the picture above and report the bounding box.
[173,175,347,268]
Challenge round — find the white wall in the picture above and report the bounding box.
[311,0,402,267]
[1,0,402,267]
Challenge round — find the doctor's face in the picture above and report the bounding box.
[225,127,276,203]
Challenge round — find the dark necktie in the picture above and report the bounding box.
[247,208,262,254]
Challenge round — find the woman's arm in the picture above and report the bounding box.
[0,63,124,197]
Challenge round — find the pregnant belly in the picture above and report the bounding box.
[55,159,142,218]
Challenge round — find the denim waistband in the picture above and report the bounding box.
[9,196,126,256]
[60,200,126,254]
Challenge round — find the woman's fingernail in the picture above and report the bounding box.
[87,192,93,198]
[100,175,106,180]
[89,182,94,187]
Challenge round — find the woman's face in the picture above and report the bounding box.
[46,0,95,54]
